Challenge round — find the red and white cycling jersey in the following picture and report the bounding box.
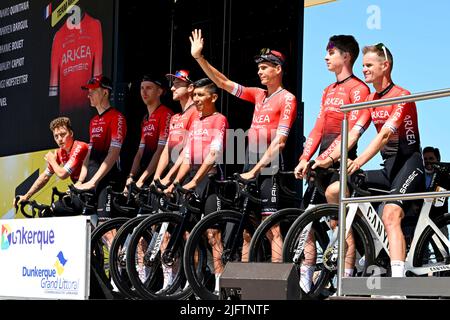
[49,13,103,113]
[184,112,228,166]
[300,75,370,161]
[231,83,297,149]
[45,140,89,182]
[88,107,126,166]
[167,104,198,156]
[139,105,173,167]
[357,84,421,159]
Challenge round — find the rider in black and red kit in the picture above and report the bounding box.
[124,75,173,189]
[348,43,424,279]
[76,75,127,222]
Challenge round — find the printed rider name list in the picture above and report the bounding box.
[0,1,30,108]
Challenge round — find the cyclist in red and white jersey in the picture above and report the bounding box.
[347,44,424,278]
[190,29,297,264]
[164,79,228,290]
[293,35,370,292]
[153,70,198,186]
[76,75,127,222]
[124,75,173,189]
[14,117,88,206]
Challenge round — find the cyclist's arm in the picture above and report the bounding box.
[299,104,326,162]
[76,149,90,184]
[137,144,165,185]
[159,148,186,185]
[128,147,143,182]
[316,109,372,167]
[18,172,51,203]
[245,134,288,177]
[85,146,121,187]
[190,29,235,94]
[45,151,70,180]
[349,126,393,174]
[171,159,191,187]
[184,150,219,189]
[153,143,170,181]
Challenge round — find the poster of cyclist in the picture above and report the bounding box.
[0,0,113,158]
[0,0,113,219]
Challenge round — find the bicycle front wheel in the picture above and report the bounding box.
[282,204,374,299]
[183,210,257,300]
[126,212,192,300]
[413,212,450,277]
[248,208,303,262]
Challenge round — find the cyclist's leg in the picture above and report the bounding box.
[382,152,424,277]
[260,176,282,262]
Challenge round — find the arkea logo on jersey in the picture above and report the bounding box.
[91,127,103,134]
[371,110,390,120]
[403,115,417,145]
[253,114,271,124]
[61,45,92,65]
[325,97,344,107]
[143,124,156,133]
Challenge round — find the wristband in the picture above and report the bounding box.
[328,155,334,164]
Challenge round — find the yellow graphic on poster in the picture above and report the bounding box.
[51,0,80,27]
[0,150,71,219]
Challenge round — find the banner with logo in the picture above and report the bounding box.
[0,216,90,299]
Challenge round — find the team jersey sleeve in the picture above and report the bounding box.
[210,115,229,152]
[230,82,260,104]
[276,93,297,137]
[158,109,173,146]
[49,33,60,97]
[317,84,370,161]
[93,19,103,76]
[64,142,89,175]
[383,91,411,133]
[110,112,126,149]
[300,90,327,161]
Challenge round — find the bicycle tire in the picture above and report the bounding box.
[109,215,149,299]
[282,204,374,299]
[126,212,193,300]
[90,217,130,297]
[413,212,450,277]
[183,210,257,300]
[248,208,303,262]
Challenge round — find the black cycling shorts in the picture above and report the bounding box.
[365,151,425,213]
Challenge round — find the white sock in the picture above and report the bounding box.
[391,260,405,277]
[214,273,221,293]
[344,268,354,277]
[300,265,315,293]
[162,264,173,289]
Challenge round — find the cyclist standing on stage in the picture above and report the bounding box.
[165,78,228,293]
[153,70,198,186]
[124,75,173,189]
[347,43,424,278]
[76,75,127,222]
[293,35,370,291]
[190,29,297,264]
[14,117,88,207]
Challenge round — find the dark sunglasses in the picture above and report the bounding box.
[375,43,388,61]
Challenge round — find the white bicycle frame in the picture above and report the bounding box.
[293,197,450,276]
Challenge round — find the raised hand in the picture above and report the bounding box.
[189,29,204,59]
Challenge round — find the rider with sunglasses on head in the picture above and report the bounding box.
[294,35,370,292]
[347,43,424,279]
[190,29,297,264]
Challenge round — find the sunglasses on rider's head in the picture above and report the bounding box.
[375,43,389,61]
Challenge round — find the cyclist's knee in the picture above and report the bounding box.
[325,182,340,203]
[382,204,404,229]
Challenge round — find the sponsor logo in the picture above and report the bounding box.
[1,224,55,251]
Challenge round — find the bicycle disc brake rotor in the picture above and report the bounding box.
[323,245,338,271]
